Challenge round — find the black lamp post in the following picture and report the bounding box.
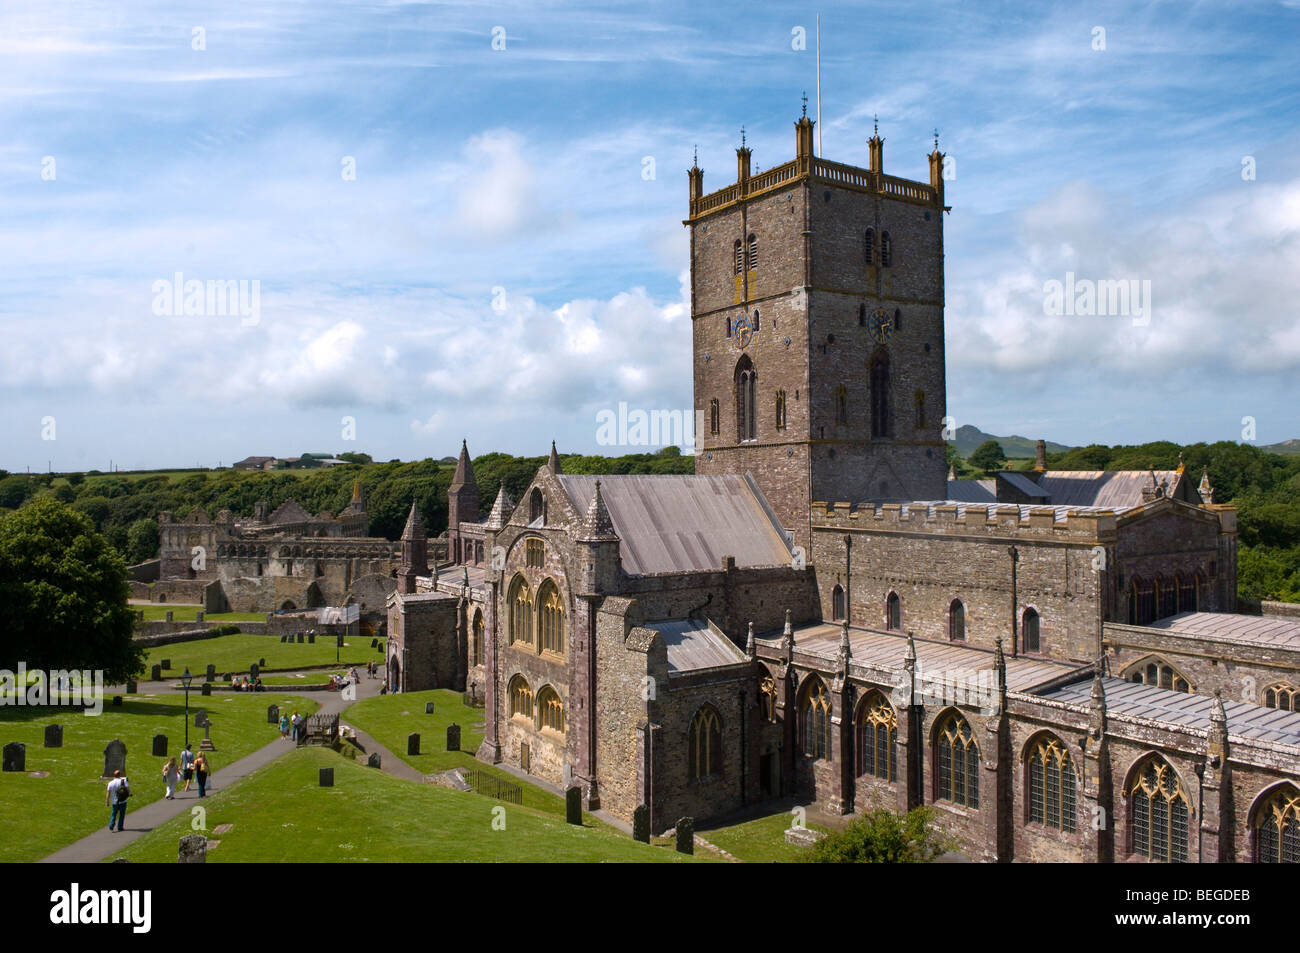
[181,667,193,748]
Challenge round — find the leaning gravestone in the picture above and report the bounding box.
[675,817,694,855]
[205,664,215,682]
[319,767,334,787]
[151,664,162,681]
[367,752,381,769]
[3,742,25,772]
[565,786,582,825]
[152,734,167,757]
[407,733,420,756]
[632,805,650,844]
[44,724,63,748]
[425,701,435,715]
[200,683,211,697]
[446,724,460,752]
[178,834,206,864]
[371,638,378,648]
[267,704,279,724]
[102,739,126,778]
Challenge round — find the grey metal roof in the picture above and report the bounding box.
[946,479,996,503]
[999,472,1051,499]
[1144,612,1300,648]
[646,618,748,672]
[1042,676,1300,746]
[558,474,792,575]
[1037,470,1180,509]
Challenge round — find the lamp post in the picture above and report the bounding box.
[181,668,193,748]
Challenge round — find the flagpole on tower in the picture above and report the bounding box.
[816,13,822,156]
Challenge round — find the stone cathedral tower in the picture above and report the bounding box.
[688,112,949,548]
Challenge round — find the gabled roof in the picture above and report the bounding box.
[1036,470,1180,509]
[645,618,748,672]
[557,474,792,575]
[267,500,312,524]
[946,479,996,503]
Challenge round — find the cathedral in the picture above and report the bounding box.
[388,113,1300,862]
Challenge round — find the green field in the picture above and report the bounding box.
[342,689,568,816]
[143,633,384,676]
[0,692,319,863]
[134,605,266,623]
[108,747,700,863]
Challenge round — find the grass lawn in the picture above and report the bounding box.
[134,605,266,623]
[108,748,701,863]
[696,809,830,863]
[0,692,319,863]
[342,689,569,817]
[143,633,384,676]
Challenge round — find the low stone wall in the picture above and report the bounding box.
[127,559,160,582]
[1239,599,1300,619]
[133,628,233,649]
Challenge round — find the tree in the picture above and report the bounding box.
[0,498,142,681]
[126,518,160,564]
[808,806,955,863]
[969,439,1007,474]
[65,472,85,487]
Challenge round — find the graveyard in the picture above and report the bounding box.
[141,633,382,679]
[107,747,701,863]
[0,692,319,863]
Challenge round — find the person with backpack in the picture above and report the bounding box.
[194,753,211,798]
[180,744,195,792]
[105,769,130,832]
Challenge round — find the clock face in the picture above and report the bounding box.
[867,308,894,344]
[734,313,754,347]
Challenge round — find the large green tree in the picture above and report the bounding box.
[969,439,1008,474]
[0,498,141,681]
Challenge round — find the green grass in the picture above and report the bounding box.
[134,605,265,623]
[0,692,319,863]
[342,689,568,817]
[143,633,384,676]
[258,674,332,686]
[697,809,830,863]
[108,748,700,863]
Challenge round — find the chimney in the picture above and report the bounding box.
[736,144,751,186]
[795,114,815,160]
[1034,439,1047,472]
[867,119,883,174]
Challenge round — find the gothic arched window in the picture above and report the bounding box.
[1127,757,1190,862]
[760,676,777,723]
[508,674,533,719]
[709,398,720,435]
[537,580,564,656]
[1022,608,1041,654]
[949,599,965,641]
[880,231,893,267]
[1027,735,1077,832]
[733,239,743,276]
[865,228,875,266]
[870,348,892,438]
[529,487,545,525]
[1124,656,1191,693]
[748,234,758,272]
[508,576,532,646]
[831,584,846,621]
[857,692,898,782]
[688,705,722,781]
[800,677,832,761]
[472,610,484,667]
[1254,786,1300,863]
[1264,683,1299,712]
[886,591,901,631]
[537,684,565,734]
[935,711,979,808]
[735,356,756,442]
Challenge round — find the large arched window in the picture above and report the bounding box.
[508,675,533,719]
[1127,757,1190,862]
[800,677,832,761]
[864,228,875,266]
[1253,785,1300,863]
[1129,577,1155,625]
[536,684,565,735]
[1022,608,1041,654]
[949,600,966,641]
[831,584,846,621]
[1123,656,1192,693]
[528,487,545,525]
[759,676,777,723]
[472,610,484,667]
[1264,683,1299,712]
[537,580,564,656]
[1026,735,1077,832]
[748,234,758,272]
[733,239,744,276]
[935,711,979,808]
[870,348,892,438]
[688,704,722,781]
[508,576,533,646]
[856,692,897,781]
[735,356,756,442]
[1177,573,1196,613]
[886,591,901,631]
[1156,575,1177,620]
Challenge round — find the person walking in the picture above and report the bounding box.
[279,712,290,740]
[194,753,210,798]
[290,710,301,743]
[105,769,130,832]
[180,744,195,792]
[161,757,179,800]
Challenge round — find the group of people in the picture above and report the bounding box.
[280,710,308,743]
[232,675,264,692]
[104,743,213,834]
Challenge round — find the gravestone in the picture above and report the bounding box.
[112,695,123,707]
[194,710,207,727]
[205,664,215,682]
[267,704,279,724]
[632,805,650,844]
[425,701,435,715]
[258,658,266,667]
[296,633,304,644]
[249,663,259,679]
[446,724,460,752]
[126,679,137,693]
[319,767,334,787]
[308,633,316,644]
[165,610,173,622]
[196,712,214,751]
[371,638,378,648]
[44,724,63,748]
[565,786,582,825]
[200,683,211,697]
[407,733,420,756]
[195,611,204,623]
[151,664,162,681]
[224,673,232,683]
[3,742,25,772]
[152,734,167,757]
[367,752,381,769]
[102,739,126,778]
[160,659,170,670]
[675,817,694,855]
[178,834,206,864]
[280,634,287,643]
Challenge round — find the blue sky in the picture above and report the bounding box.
[1,0,1298,471]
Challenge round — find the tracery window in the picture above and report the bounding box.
[537,685,565,735]
[1027,736,1077,832]
[688,705,722,781]
[1156,575,1177,620]
[1125,657,1191,693]
[508,675,533,719]
[1128,758,1190,862]
[735,357,756,442]
[525,537,545,568]
[538,581,564,656]
[935,711,979,808]
[1255,787,1300,863]
[800,677,832,761]
[1177,573,1196,613]
[509,576,533,646]
[760,676,777,723]
[857,692,897,782]
[1264,683,1299,712]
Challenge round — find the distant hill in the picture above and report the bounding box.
[950,425,1074,459]
[1262,439,1300,456]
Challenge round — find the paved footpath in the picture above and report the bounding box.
[40,674,401,863]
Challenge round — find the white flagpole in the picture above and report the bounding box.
[816,14,822,156]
